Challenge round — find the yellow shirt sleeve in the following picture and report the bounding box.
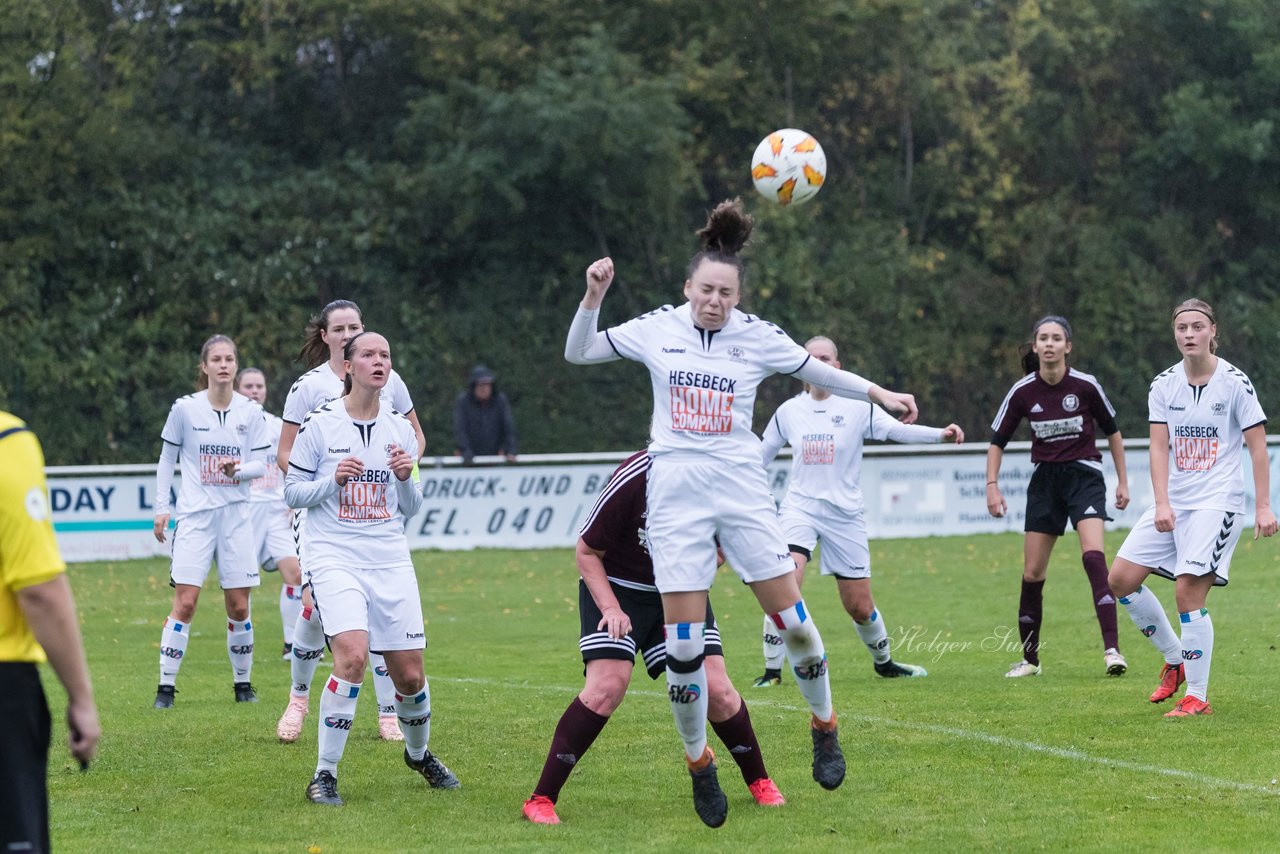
[0,414,66,663]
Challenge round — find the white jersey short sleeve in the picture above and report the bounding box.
[283,363,416,426]
[604,304,810,465]
[770,394,878,513]
[161,391,269,519]
[1149,358,1266,512]
[287,400,419,571]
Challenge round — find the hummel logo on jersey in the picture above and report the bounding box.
[1030,404,1043,413]
[328,447,351,454]
[193,426,211,431]
[1168,404,1185,411]
[662,347,686,353]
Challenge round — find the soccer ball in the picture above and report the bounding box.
[750,128,826,206]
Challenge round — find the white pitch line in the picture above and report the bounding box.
[438,675,1280,797]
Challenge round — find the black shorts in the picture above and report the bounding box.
[1024,462,1111,536]
[0,662,51,854]
[578,580,722,680]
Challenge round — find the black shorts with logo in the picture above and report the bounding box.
[578,579,722,680]
[1024,461,1111,536]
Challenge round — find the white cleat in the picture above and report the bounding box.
[379,714,405,742]
[1005,660,1042,678]
[1104,648,1128,677]
[277,696,309,743]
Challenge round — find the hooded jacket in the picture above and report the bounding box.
[453,365,518,461]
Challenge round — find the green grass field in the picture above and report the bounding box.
[44,531,1280,852]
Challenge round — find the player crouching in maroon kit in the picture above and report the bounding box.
[522,451,784,826]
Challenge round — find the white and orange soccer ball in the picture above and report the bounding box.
[750,128,827,206]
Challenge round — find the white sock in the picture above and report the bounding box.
[854,608,891,665]
[395,684,432,761]
[1179,608,1213,701]
[761,613,786,671]
[159,618,189,686]
[316,675,360,775]
[369,653,397,718]
[1118,585,1181,665]
[770,601,833,722]
[227,618,254,682]
[290,606,325,699]
[280,585,303,646]
[664,622,709,762]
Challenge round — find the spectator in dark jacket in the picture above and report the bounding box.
[453,365,518,464]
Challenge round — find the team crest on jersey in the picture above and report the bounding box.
[1061,393,1080,412]
[727,346,747,364]
[831,415,845,427]
[237,423,248,434]
[1212,402,1227,415]
[384,443,396,454]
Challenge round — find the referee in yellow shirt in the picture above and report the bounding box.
[1,412,99,852]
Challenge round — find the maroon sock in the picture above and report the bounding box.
[1018,579,1045,665]
[709,699,768,785]
[1082,550,1119,650]
[532,696,610,802]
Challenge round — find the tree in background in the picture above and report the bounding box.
[2,0,1278,463]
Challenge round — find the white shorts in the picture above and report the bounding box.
[1116,505,1242,587]
[778,495,871,579]
[645,454,795,593]
[251,501,295,569]
[308,563,426,652]
[170,503,261,589]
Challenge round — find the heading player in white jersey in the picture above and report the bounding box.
[285,332,457,806]
[752,336,962,687]
[1109,299,1277,718]
[565,198,918,827]
[152,335,271,709]
[234,368,304,660]
[276,299,425,744]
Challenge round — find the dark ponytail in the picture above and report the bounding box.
[1020,315,1073,375]
[686,198,753,284]
[299,299,362,369]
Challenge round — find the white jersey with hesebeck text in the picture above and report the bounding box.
[762,393,945,514]
[282,362,415,426]
[248,411,286,507]
[1149,358,1266,513]
[287,400,419,571]
[160,391,271,519]
[605,303,811,465]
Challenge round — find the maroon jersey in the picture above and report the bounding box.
[989,367,1120,465]
[579,451,656,590]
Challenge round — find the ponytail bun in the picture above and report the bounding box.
[696,198,754,255]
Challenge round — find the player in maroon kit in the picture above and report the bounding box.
[986,316,1131,678]
[521,451,784,826]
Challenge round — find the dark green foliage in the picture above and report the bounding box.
[3,1,1280,462]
